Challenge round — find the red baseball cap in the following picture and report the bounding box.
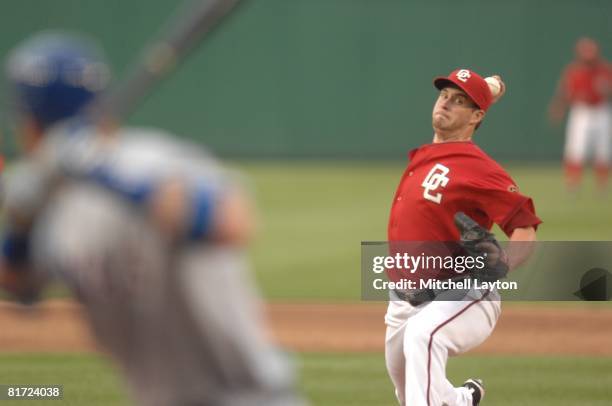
[433,68,493,111]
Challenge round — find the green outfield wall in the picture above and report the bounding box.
[0,0,610,160]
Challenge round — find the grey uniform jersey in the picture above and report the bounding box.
[3,125,303,406]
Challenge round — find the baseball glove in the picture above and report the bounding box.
[454,212,509,282]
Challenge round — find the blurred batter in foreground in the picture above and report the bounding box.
[0,31,303,406]
[549,37,612,192]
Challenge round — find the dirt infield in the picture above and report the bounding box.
[1,300,611,355]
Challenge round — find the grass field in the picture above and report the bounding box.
[1,161,611,405]
[0,353,610,405]
[302,353,612,405]
[231,161,612,299]
[31,161,612,301]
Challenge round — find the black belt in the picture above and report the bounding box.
[393,275,472,306]
[393,288,438,306]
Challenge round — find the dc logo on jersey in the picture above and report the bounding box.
[456,69,471,83]
[421,163,450,204]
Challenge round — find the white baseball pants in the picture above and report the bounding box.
[564,103,611,165]
[384,291,501,406]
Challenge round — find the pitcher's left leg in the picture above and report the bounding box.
[403,295,500,406]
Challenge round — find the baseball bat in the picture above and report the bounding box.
[101,0,243,121]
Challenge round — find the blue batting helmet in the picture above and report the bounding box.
[6,31,111,130]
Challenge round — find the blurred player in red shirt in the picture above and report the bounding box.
[549,37,612,192]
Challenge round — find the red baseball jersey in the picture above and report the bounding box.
[388,141,541,243]
[562,61,611,105]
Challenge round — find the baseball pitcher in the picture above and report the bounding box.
[384,69,542,405]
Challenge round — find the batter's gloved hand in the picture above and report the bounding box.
[454,212,509,282]
[0,264,43,305]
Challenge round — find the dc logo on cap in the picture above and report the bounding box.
[456,69,471,83]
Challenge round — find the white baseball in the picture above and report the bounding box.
[485,77,501,97]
